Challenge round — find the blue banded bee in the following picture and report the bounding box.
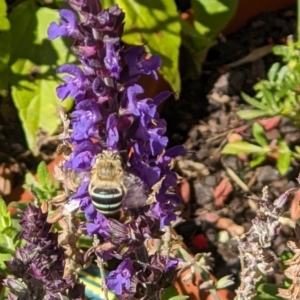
[88,150,147,217]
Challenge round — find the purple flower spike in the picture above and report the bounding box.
[47,2,184,299]
[56,64,87,100]
[48,9,79,40]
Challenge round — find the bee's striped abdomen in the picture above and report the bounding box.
[90,186,124,216]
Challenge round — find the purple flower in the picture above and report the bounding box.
[150,198,178,228]
[106,258,134,295]
[148,123,168,155]
[71,99,102,141]
[106,113,119,150]
[129,155,161,188]
[56,64,87,100]
[70,181,98,220]
[120,84,145,116]
[48,9,80,40]
[65,140,101,171]
[104,36,122,78]
[85,213,111,238]
[93,5,125,31]
[125,46,161,80]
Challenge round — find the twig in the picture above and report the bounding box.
[223,45,273,69]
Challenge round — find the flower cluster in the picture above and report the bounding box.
[4,205,85,300]
[48,0,182,297]
[235,187,290,300]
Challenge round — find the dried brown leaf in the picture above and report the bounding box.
[216,217,244,236]
[47,207,63,223]
[51,194,67,205]
[41,201,48,214]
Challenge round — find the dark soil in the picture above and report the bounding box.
[162,4,299,290]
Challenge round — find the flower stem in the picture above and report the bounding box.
[96,256,109,300]
[94,234,109,300]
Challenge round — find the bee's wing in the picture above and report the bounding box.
[122,173,148,209]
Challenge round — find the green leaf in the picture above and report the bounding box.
[161,285,182,300]
[25,172,38,185]
[276,65,289,83]
[276,140,291,175]
[8,201,31,212]
[252,123,268,147]
[2,227,19,240]
[179,18,214,78]
[250,153,267,168]
[241,92,268,109]
[237,109,271,120]
[252,283,284,300]
[280,250,293,262]
[0,0,9,30]
[267,62,280,82]
[261,89,276,106]
[222,141,266,155]
[272,45,289,57]
[102,0,181,95]
[0,0,10,72]
[168,296,189,300]
[0,199,10,230]
[37,161,52,190]
[9,3,75,153]
[0,286,9,300]
[0,252,12,270]
[192,0,238,37]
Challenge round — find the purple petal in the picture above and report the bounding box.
[56,64,86,100]
[47,9,78,40]
[106,114,119,150]
[65,140,101,172]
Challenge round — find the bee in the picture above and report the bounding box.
[88,150,148,217]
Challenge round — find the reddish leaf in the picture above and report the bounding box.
[213,178,233,207]
[290,189,300,220]
[234,125,249,134]
[259,116,281,131]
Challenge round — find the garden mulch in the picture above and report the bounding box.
[162,4,299,290]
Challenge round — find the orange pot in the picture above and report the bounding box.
[224,0,296,34]
[174,268,234,300]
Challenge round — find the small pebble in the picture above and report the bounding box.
[218,230,230,244]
